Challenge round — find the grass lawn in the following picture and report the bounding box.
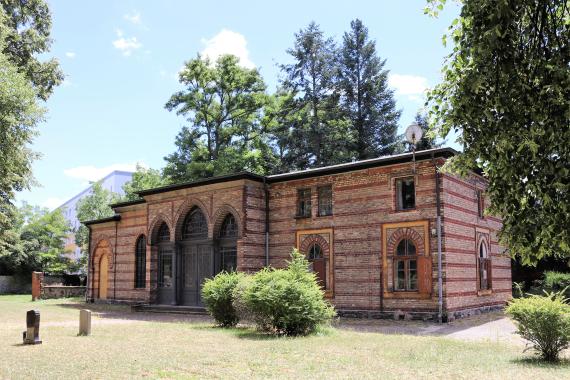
[1,295,569,379]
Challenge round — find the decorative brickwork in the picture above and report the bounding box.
[86,152,511,318]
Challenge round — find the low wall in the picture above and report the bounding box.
[42,286,86,299]
[0,275,31,294]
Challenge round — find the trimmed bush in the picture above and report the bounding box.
[506,291,570,361]
[237,249,336,336]
[202,271,245,327]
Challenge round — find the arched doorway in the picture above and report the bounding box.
[156,222,175,305]
[308,243,326,288]
[99,253,109,299]
[178,207,213,306]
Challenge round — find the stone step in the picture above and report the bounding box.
[131,304,208,315]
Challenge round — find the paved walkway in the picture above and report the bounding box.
[338,311,522,345]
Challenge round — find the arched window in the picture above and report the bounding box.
[308,243,326,288]
[182,208,208,240]
[158,223,170,242]
[134,236,146,288]
[219,214,238,238]
[394,239,418,291]
[478,240,491,290]
[218,214,237,272]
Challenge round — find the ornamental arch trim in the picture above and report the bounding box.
[174,198,211,240]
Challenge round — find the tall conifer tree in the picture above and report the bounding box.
[338,19,401,159]
[279,22,352,169]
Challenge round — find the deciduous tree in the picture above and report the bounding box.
[164,54,276,182]
[426,0,570,264]
[122,165,170,201]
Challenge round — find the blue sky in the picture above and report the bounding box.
[17,0,461,209]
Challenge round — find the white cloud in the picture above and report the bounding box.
[112,29,142,56]
[200,29,255,68]
[124,11,141,25]
[388,74,429,100]
[64,163,140,182]
[42,197,66,210]
[65,52,76,59]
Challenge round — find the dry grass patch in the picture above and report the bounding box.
[0,295,569,379]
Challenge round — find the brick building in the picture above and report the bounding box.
[84,148,511,320]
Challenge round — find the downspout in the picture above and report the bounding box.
[432,154,443,323]
[263,177,270,267]
[113,220,118,300]
[86,225,92,303]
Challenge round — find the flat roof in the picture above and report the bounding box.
[133,147,457,197]
[83,214,121,226]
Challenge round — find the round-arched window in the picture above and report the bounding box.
[308,243,323,260]
[219,214,238,238]
[394,239,417,291]
[157,223,170,242]
[182,208,208,240]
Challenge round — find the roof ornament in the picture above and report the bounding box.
[405,122,423,174]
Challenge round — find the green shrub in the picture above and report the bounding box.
[237,249,336,336]
[544,271,570,294]
[506,290,570,361]
[202,271,245,327]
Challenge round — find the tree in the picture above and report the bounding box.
[1,0,64,100]
[426,0,570,265]
[0,0,61,259]
[0,203,73,275]
[279,22,352,169]
[122,165,170,201]
[404,112,443,152]
[75,182,120,268]
[164,54,276,182]
[338,19,402,159]
[0,12,44,259]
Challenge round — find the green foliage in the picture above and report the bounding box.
[543,271,570,297]
[75,182,120,270]
[338,19,402,159]
[121,164,170,201]
[426,0,570,265]
[236,249,336,336]
[506,290,570,361]
[164,54,276,182]
[1,0,64,100]
[0,203,74,275]
[279,22,353,169]
[202,271,245,327]
[0,11,45,258]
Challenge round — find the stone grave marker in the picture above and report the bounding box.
[79,309,91,336]
[22,310,42,345]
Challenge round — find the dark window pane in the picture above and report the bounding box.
[308,243,323,259]
[220,246,237,272]
[158,223,170,242]
[219,214,238,238]
[396,239,416,256]
[297,189,312,218]
[158,252,172,288]
[318,186,333,216]
[408,260,418,290]
[183,208,208,240]
[135,236,146,288]
[395,260,406,290]
[396,178,415,210]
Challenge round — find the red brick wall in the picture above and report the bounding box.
[87,159,511,316]
[441,173,511,314]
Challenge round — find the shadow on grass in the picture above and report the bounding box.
[511,357,570,368]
